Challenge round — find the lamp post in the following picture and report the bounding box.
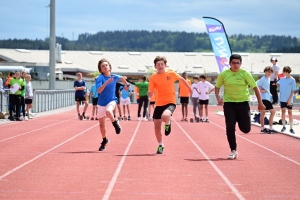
[49,0,56,90]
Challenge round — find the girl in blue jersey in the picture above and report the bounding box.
[96,58,128,151]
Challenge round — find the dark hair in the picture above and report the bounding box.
[229,54,242,63]
[98,58,112,73]
[9,71,14,76]
[264,66,273,73]
[283,66,292,73]
[182,72,187,75]
[141,75,147,81]
[199,74,206,80]
[154,56,167,65]
[193,75,199,80]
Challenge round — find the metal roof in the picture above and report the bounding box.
[0,49,299,75]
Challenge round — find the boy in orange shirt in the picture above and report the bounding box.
[148,56,192,154]
[178,72,191,121]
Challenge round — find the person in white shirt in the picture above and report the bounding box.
[191,76,200,120]
[270,57,280,104]
[196,74,215,122]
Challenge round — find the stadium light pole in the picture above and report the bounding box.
[49,0,56,90]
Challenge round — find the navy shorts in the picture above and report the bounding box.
[280,102,293,110]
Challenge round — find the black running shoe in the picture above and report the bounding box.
[99,138,109,151]
[200,118,203,122]
[112,119,122,134]
[260,128,270,134]
[205,119,209,123]
[281,127,286,132]
[128,116,131,121]
[290,129,295,134]
[156,145,164,154]
[164,120,171,136]
[269,129,278,134]
[83,115,86,120]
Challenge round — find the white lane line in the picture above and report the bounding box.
[102,121,141,200]
[0,124,98,181]
[0,118,77,142]
[210,121,300,166]
[173,118,246,200]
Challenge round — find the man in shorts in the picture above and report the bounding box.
[256,66,277,133]
[74,72,88,120]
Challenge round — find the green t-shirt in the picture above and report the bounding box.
[20,78,26,97]
[9,78,25,95]
[135,82,149,97]
[215,68,256,102]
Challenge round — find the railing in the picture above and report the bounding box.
[33,89,75,113]
[0,89,9,113]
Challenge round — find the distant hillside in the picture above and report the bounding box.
[0,30,299,53]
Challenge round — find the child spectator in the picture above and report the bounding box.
[277,66,297,134]
[74,72,89,120]
[196,74,215,122]
[178,72,191,121]
[25,74,34,120]
[90,77,98,120]
[119,84,132,120]
[191,75,200,120]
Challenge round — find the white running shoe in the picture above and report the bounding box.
[25,116,28,121]
[227,150,238,160]
[137,117,141,121]
[142,117,148,121]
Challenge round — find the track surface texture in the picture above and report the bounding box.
[0,105,299,200]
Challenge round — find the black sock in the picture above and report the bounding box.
[102,137,106,141]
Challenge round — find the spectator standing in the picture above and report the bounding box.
[270,57,280,104]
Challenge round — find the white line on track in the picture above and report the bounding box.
[0,118,77,142]
[0,124,98,181]
[102,121,141,200]
[210,121,300,166]
[172,118,246,200]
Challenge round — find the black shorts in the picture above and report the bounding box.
[153,103,176,119]
[180,97,189,104]
[136,99,140,104]
[199,99,209,105]
[75,97,86,102]
[25,99,32,104]
[150,101,155,105]
[262,100,273,110]
[280,102,293,110]
[92,97,98,106]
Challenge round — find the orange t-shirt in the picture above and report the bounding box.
[149,70,181,106]
[179,79,191,97]
[135,87,139,100]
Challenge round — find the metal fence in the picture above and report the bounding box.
[33,89,75,113]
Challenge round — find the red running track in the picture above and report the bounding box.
[0,105,299,199]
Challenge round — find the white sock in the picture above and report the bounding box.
[282,120,286,127]
[269,126,273,130]
[159,141,164,147]
[290,123,293,129]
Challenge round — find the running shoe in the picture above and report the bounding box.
[16,118,22,121]
[128,116,131,121]
[112,119,122,134]
[260,128,270,134]
[227,150,238,160]
[25,116,28,121]
[99,138,109,151]
[90,117,94,120]
[83,115,86,120]
[142,117,148,121]
[290,129,295,134]
[205,119,209,123]
[156,145,164,154]
[137,117,141,121]
[164,120,171,136]
[281,127,286,132]
[181,118,185,121]
[184,118,188,122]
[269,129,278,134]
[200,118,204,122]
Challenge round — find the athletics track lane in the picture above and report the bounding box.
[0,105,299,199]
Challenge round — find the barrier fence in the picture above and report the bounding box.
[33,89,75,113]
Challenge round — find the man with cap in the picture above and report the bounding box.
[270,57,280,105]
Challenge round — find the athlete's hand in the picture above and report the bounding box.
[258,102,265,111]
[217,98,223,106]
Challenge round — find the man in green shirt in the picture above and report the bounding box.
[9,71,25,121]
[215,54,265,160]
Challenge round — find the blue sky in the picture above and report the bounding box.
[1,0,300,40]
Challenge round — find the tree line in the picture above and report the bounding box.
[0,30,299,53]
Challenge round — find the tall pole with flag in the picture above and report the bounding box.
[203,17,232,72]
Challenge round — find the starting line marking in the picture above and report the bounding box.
[0,124,99,181]
[172,117,246,200]
[102,121,141,200]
